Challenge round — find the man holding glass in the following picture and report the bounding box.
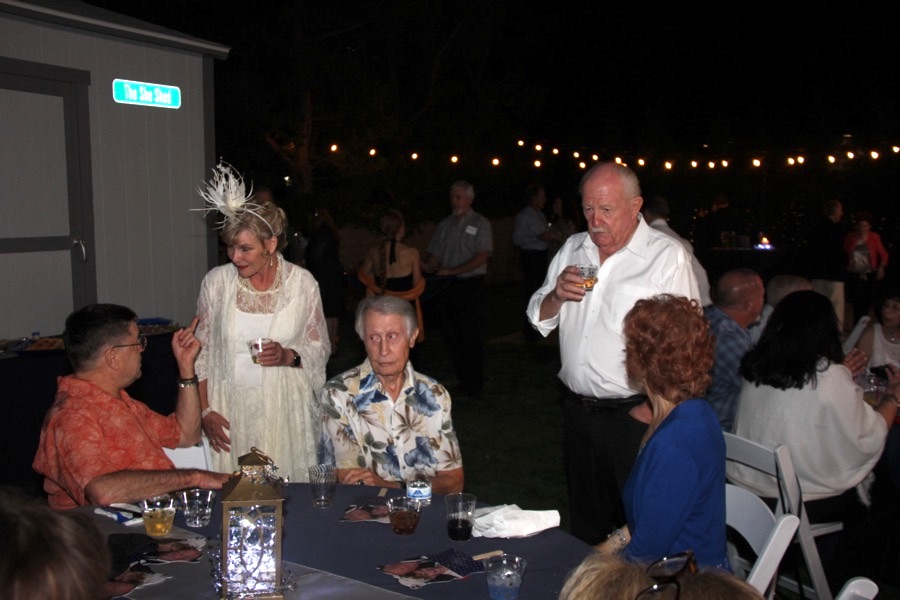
[33,304,229,509]
[526,163,699,544]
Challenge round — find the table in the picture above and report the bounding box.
[112,483,592,599]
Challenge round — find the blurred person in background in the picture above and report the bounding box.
[845,211,889,324]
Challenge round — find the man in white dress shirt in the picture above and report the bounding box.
[527,163,698,544]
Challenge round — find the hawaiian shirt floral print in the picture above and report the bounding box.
[319,359,462,482]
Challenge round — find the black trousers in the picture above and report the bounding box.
[438,276,486,395]
[563,393,648,545]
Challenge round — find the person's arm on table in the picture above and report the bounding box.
[85,468,230,506]
[336,466,464,495]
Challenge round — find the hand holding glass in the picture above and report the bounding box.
[575,264,598,291]
[248,338,272,364]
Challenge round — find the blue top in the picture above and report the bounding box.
[703,304,752,431]
[622,398,730,570]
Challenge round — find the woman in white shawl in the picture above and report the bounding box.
[195,165,329,481]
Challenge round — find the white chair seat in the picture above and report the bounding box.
[726,483,800,596]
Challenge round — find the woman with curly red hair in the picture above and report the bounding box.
[598,294,729,570]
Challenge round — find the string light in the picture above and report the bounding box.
[316,137,899,174]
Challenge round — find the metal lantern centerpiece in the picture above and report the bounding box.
[220,447,285,599]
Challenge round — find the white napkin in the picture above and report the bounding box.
[472,504,560,538]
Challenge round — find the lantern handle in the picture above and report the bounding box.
[249,446,275,465]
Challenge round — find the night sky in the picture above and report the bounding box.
[85,1,898,154]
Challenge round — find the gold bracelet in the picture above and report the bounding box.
[883,394,900,408]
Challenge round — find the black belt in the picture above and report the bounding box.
[566,392,647,413]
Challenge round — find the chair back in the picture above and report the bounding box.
[724,432,838,600]
[726,483,800,595]
[164,435,213,470]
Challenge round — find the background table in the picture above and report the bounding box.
[185,482,591,599]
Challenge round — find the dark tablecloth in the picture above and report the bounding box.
[189,483,591,599]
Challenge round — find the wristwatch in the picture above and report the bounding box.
[291,349,302,368]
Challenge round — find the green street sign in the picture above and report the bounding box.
[112,79,181,109]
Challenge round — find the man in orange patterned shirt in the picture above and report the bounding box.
[33,304,230,509]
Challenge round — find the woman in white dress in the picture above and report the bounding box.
[194,164,329,481]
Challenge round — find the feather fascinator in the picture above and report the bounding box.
[193,161,274,235]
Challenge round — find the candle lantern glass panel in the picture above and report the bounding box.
[219,447,285,600]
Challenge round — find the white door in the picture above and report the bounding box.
[0,59,96,339]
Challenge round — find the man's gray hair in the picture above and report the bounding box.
[578,162,641,199]
[449,180,475,200]
[355,296,418,339]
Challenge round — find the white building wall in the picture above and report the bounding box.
[0,11,213,327]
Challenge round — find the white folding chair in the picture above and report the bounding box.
[726,483,800,597]
[164,434,213,470]
[724,432,842,600]
[835,577,878,600]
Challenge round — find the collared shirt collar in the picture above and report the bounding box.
[357,358,416,402]
[579,213,651,264]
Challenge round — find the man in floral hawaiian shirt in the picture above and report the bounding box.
[319,296,464,494]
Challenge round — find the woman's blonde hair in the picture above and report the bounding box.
[559,553,763,600]
[221,195,288,251]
